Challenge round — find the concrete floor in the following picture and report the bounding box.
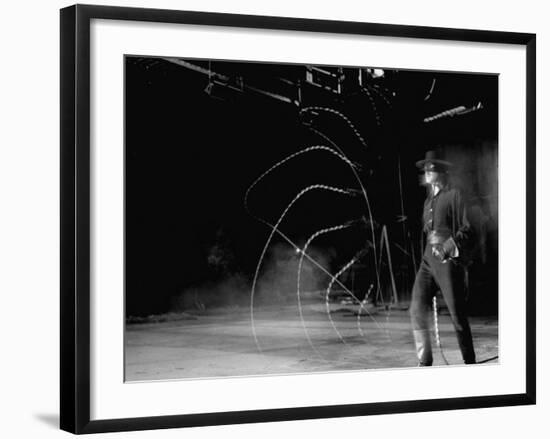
[125,303,498,382]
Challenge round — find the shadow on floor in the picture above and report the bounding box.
[34,413,58,429]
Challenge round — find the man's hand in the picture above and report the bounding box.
[442,237,459,259]
[432,244,447,262]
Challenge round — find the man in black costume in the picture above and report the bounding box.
[410,150,476,366]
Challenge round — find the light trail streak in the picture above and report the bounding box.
[247,108,389,356]
[306,126,382,307]
[368,84,393,107]
[299,107,368,149]
[296,224,351,358]
[249,184,354,353]
[295,226,382,357]
[324,253,367,342]
[362,87,381,126]
[244,145,356,219]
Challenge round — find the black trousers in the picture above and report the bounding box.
[410,246,476,364]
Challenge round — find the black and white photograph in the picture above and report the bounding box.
[1,0,545,436]
[124,56,499,381]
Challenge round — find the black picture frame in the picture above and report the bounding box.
[60,4,536,434]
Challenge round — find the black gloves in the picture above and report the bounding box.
[432,244,447,262]
[431,238,458,263]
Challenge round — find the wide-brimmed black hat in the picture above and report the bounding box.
[415,150,453,170]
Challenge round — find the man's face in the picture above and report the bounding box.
[424,169,439,185]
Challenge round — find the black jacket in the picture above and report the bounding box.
[423,186,473,261]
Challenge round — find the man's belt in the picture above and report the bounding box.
[427,230,452,245]
[427,230,459,263]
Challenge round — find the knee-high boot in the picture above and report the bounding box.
[413,329,433,366]
[455,323,476,364]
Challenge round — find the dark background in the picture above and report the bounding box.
[125,56,498,317]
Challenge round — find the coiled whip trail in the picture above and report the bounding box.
[324,251,369,341]
[307,126,392,348]
[296,224,351,358]
[249,184,355,353]
[299,107,368,149]
[296,226,382,358]
[369,84,394,108]
[244,145,356,219]
[244,143,381,353]
[305,116,401,348]
[245,211,379,355]
[309,126,397,346]
[306,126,383,317]
[304,124,394,344]
[361,87,381,126]
[371,83,395,102]
[246,111,384,354]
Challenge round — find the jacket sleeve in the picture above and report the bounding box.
[451,189,473,252]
